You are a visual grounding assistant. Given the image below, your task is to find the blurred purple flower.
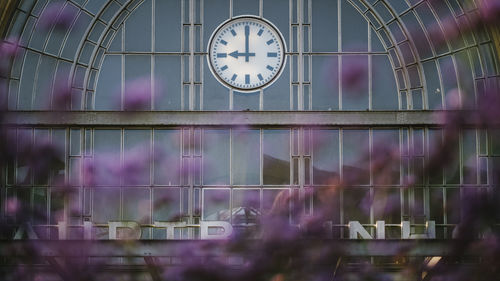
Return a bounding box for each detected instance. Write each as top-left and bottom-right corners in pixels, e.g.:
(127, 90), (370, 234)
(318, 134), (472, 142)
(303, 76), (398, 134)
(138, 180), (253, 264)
(122, 77), (154, 110)
(38, 2), (76, 31)
(342, 58), (368, 93)
(5, 197), (20, 215)
(0, 38), (20, 58)
(478, 0), (500, 26)
(51, 79), (72, 110)
(121, 145), (151, 185)
(83, 146), (151, 186)
(445, 88), (462, 110)
(477, 87), (500, 127)
(0, 38), (20, 75)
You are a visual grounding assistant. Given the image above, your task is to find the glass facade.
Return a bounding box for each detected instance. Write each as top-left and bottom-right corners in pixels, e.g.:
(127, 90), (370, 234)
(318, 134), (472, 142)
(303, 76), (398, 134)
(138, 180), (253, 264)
(2, 0), (500, 280)
(3, 126), (499, 239)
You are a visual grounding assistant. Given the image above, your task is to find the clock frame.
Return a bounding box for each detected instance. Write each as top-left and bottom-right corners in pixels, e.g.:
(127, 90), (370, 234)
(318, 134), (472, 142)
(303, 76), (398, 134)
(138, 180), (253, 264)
(207, 15), (287, 93)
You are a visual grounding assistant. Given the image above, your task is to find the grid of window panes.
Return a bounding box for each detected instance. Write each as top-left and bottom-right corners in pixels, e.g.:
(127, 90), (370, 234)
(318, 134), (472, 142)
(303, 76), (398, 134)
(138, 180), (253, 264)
(4, 0), (499, 111)
(2, 126), (498, 239)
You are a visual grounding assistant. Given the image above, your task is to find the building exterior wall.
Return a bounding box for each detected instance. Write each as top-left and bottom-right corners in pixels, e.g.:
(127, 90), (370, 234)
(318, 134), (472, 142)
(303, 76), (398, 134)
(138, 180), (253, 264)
(1, 1), (500, 280)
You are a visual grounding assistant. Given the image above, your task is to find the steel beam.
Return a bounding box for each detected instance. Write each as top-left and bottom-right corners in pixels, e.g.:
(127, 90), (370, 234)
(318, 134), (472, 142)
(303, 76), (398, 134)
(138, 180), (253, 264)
(1, 111), (493, 126)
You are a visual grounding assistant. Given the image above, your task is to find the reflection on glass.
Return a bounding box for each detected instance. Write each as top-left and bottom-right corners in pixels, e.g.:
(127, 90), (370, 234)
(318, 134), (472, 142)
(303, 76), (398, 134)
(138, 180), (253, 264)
(372, 129), (400, 185)
(263, 130), (290, 185)
(262, 189), (290, 215)
(343, 188), (370, 224)
(203, 189), (230, 221)
(232, 189), (260, 225)
(343, 130), (369, 185)
(312, 129), (340, 185)
(232, 129), (260, 185)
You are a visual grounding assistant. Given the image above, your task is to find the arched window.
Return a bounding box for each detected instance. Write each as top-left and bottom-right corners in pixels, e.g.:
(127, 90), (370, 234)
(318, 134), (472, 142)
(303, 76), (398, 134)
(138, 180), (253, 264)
(4, 0), (498, 111)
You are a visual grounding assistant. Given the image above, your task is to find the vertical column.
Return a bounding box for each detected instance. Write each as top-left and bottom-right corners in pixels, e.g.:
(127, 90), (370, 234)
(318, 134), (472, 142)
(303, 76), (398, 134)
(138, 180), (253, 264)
(181, 128), (192, 238)
(297, 0), (303, 110)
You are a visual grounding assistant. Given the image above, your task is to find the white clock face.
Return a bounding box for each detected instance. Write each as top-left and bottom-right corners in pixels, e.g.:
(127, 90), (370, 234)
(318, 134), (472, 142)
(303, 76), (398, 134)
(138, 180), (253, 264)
(207, 16), (286, 92)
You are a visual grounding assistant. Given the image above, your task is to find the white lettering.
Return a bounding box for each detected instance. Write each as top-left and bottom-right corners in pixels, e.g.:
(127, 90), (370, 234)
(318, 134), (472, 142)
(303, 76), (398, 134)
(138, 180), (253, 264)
(200, 221), (233, 239)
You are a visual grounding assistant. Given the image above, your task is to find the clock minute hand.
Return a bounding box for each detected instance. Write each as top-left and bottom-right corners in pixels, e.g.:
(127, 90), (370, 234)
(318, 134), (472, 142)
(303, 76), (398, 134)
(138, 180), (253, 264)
(229, 50), (255, 59)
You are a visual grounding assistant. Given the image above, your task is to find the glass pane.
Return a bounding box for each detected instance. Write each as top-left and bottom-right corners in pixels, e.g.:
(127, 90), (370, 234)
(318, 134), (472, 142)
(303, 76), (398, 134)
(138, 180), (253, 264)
(94, 129), (121, 186)
(154, 129), (181, 185)
(401, 12), (433, 60)
(203, 0), (230, 48)
(312, 56), (339, 110)
(155, 0), (181, 51)
(203, 189), (230, 221)
(124, 55), (151, 110)
(51, 129), (66, 185)
(234, 91), (259, 111)
(203, 130), (230, 185)
(446, 188), (461, 224)
(96, 55), (122, 110)
(312, 129), (340, 185)
(153, 188), (181, 221)
(428, 129), (444, 184)
(263, 58), (290, 110)
(33, 56), (56, 110)
(262, 189), (289, 215)
(263, 0), (289, 45)
(263, 129), (290, 185)
(372, 55), (398, 110)
(232, 129), (260, 185)
(342, 55), (369, 110)
(232, 189), (260, 225)
(61, 12), (93, 60)
(123, 187), (150, 223)
(233, 0), (259, 16)
(372, 129), (400, 185)
(343, 188), (370, 223)
(373, 188), (401, 238)
(93, 188), (120, 223)
(203, 60), (229, 110)
(341, 2), (368, 51)
(123, 130), (151, 186)
(18, 51), (39, 110)
(343, 130), (369, 185)
(312, 0), (338, 52)
(439, 56), (459, 109)
(462, 130), (477, 184)
(423, 61), (443, 109)
(124, 0), (152, 52)
(155, 56), (181, 110)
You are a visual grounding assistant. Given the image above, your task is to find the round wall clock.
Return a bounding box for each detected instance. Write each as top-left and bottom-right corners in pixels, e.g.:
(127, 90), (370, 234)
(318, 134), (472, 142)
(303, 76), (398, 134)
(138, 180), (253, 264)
(207, 16), (287, 92)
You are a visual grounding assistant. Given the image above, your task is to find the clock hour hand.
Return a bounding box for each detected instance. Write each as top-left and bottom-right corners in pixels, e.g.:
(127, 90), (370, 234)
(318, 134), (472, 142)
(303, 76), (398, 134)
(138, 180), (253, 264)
(229, 50), (255, 60)
(245, 25), (250, 62)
